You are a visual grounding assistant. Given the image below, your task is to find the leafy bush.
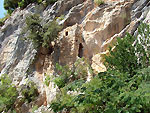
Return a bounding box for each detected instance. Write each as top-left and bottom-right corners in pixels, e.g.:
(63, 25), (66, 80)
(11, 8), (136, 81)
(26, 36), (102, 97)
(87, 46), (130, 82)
(44, 74), (51, 86)
(0, 75), (39, 112)
(0, 74), (18, 112)
(24, 14), (62, 49)
(53, 58), (91, 89)
(44, 58), (91, 88)
(50, 67), (150, 113)
(105, 26), (149, 75)
(24, 14), (43, 48)
(32, 105), (38, 112)
(94, 0), (104, 6)
(21, 81), (39, 103)
(105, 33), (139, 75)
(42, 20), (62, 48)
(49, 58), (92, 112)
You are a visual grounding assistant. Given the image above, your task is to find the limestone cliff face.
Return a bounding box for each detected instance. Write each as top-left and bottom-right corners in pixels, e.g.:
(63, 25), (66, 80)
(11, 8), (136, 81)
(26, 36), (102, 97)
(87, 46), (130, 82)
(0, 0), (150, 112)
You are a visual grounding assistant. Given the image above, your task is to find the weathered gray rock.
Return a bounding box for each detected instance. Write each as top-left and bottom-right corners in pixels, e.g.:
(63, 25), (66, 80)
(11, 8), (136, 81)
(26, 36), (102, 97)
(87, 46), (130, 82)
(59, 0), (94, 27)
(42, 0), (85, 24)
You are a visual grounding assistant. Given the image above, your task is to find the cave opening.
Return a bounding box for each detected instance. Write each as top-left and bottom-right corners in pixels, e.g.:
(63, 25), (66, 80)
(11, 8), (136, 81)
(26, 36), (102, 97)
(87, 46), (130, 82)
(78, 43), (83, 58)
(49, 46), (54, 55)
(65, 31), (68, 36)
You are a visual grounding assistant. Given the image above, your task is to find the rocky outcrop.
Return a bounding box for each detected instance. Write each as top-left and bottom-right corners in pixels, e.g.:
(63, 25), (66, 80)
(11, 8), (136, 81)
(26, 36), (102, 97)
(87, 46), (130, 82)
(0, 0), (150, 112)
(82, 0), (133, 57)
(91, 0), (150, 73)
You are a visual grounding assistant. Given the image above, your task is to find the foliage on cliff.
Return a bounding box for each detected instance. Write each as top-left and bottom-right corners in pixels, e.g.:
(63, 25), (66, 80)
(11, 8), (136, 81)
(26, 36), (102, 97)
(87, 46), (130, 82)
(21, 81), (39, 103)
(4, 0), (58, 14)
(0, 74), (18, 112)
(0, 74), (39, 112)
(23, 14), (62, 48)
(105, 23), (150, 75)
(45, 58), (92, 88)
(94, 0), (104, 5)
(49, 23), (150, 113)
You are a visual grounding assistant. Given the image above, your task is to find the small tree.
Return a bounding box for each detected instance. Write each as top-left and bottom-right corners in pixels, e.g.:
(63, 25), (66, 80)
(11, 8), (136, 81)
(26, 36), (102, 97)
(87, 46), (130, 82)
(25, 14), (43, 48)
(105, 33), (139, 75)
(0, 74), (18, 112)
(24, 14), (62, 49)
(21, 80), (39, 103)
(42, 20), (62, 48)
(105, 23), (150, 75)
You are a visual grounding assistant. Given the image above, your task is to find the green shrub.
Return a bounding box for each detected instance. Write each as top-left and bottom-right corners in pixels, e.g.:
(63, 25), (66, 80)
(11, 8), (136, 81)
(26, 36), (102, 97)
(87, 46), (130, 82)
(94, 0), (104, 6)
(42, 20), (62, 48)
(50, 58), (92, 112)
(24, 14), (43, 48)
(50, 67), (150, 113)
(105, 33), (139, 75)
(105, 24), (150, 75)
(53, 58), (92, 89)
(21, 81), (39, 103)
(24, 14), (62, 49)
(0, 74), (18, 112)
(44, 64), (71, 88)
(44, 74), (51, 86)
(52, 63), (71, 88)
(32, 105), (38, 112)
(44, 58), (91, 89)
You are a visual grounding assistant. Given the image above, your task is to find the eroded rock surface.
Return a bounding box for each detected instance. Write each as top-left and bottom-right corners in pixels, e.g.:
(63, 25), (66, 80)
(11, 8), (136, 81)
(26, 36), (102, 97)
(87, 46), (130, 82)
(0, 0), (150, 112)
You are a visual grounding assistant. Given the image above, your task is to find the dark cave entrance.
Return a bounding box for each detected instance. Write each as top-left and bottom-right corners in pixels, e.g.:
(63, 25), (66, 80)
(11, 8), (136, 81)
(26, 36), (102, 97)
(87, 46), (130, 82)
(78, 43), (83, 58)
(65, 31), (68, 36)
(49, 46), (54, 55)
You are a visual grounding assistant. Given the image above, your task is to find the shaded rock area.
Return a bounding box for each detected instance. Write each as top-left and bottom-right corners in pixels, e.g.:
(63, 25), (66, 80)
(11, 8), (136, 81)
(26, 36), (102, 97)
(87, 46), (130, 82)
(0, 0), (150, 112)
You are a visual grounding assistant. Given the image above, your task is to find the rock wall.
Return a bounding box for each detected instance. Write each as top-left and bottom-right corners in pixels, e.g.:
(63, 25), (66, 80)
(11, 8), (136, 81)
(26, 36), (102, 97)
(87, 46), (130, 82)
(0, 0), (150, 112)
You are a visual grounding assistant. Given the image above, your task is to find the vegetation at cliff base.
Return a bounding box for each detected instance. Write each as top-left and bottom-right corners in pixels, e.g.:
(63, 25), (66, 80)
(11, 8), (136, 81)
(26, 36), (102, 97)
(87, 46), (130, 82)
(21, 80), (39, 103)
(49, 23), (150, 113)
(0, 74), (39, 112)
(0, 74), (18, 112)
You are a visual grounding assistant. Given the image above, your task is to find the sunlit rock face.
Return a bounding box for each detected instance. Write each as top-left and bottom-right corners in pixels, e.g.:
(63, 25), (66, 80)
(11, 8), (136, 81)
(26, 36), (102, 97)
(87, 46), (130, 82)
(82, 0), (132, 57)
(0, 0), (150, 112)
